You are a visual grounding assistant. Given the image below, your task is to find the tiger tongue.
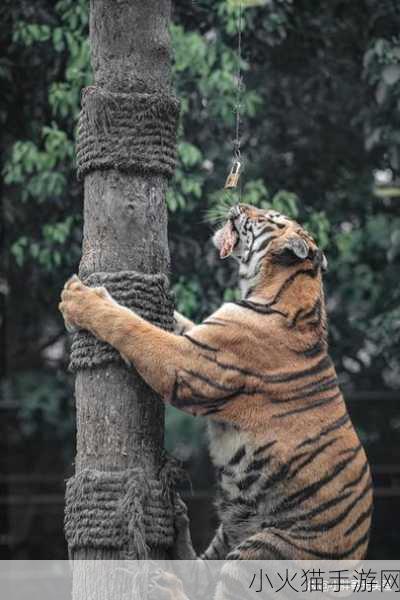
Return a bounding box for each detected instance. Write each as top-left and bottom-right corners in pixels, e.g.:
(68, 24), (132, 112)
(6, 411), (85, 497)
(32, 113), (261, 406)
(219, 221), (238, 259)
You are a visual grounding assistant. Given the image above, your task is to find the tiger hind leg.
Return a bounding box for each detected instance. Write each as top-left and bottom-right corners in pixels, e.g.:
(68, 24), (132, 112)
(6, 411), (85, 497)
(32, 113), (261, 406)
(213, 530), (305, 600)
(226, 530), (300, 560)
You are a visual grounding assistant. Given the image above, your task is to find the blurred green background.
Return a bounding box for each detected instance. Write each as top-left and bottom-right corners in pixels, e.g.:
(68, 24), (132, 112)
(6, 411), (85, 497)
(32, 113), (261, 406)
(1, 0), (400, 558)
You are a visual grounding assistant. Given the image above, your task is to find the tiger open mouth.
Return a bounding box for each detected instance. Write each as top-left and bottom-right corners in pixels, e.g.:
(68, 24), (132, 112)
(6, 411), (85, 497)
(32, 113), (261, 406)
(213, 217), (239, 259)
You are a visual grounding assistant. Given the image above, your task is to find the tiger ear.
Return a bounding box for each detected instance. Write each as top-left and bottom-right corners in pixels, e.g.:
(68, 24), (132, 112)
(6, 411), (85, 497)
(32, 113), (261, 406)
(321, 252), (328, 272)
(283, 236), (309, 260)
(312, 248), (328, 272)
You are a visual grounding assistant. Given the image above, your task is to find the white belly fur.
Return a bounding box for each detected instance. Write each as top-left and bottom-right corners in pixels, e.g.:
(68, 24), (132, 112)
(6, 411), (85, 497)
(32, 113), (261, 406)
(207, 421), (253, 470)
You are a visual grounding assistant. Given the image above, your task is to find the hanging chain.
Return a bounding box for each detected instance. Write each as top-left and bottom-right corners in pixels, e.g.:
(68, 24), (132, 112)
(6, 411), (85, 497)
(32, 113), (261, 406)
(224, 1), (244, 192)
(234, 1), (243, 163)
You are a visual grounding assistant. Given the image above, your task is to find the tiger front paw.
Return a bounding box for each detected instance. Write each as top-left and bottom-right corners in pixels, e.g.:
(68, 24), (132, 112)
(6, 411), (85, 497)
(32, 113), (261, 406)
(59, 274), (106, 333)
(149, 570), (190, 600)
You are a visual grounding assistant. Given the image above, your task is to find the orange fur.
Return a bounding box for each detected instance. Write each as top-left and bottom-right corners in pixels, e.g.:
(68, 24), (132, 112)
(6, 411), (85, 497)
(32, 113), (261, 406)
(59, 206), (372, 560)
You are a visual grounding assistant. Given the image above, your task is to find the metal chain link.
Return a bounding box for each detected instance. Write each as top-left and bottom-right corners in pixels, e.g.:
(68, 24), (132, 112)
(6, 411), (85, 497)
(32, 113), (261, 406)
(224, 1), (245, 194)
(234, 1), (243, 164)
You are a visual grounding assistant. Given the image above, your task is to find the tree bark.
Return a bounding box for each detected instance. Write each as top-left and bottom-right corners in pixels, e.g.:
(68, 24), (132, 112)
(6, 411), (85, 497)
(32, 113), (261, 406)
(69, 0), (174, 563)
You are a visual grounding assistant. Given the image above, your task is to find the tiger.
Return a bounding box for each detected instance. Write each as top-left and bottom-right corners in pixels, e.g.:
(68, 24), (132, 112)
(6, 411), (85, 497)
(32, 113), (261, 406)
(59, 203), (373, 564)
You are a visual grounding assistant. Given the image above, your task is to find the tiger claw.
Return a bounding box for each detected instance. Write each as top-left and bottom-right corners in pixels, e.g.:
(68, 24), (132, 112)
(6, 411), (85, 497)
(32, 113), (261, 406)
(59, 301), (79, 333)
(59, 275), (88, 332)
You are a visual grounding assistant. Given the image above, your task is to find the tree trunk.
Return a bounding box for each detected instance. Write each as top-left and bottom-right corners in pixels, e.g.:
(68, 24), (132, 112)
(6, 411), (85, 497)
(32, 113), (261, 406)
(65, 0), (177, 567)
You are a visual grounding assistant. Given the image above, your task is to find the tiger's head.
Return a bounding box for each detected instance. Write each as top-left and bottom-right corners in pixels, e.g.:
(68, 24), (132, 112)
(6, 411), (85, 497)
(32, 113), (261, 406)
(213, 203), (327, 274)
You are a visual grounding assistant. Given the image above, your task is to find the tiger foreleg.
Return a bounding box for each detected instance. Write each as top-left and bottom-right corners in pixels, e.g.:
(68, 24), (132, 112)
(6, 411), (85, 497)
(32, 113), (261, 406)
(59, 276), (187, 398)
(172, 498), (230, 561)
(59, 276), (244, 419)
(171, 495), (197, 559)
(200, 524), (230, 560)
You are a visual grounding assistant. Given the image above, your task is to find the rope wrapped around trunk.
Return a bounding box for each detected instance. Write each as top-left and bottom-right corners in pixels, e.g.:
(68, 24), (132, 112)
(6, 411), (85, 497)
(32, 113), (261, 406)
(64, 458), (181, 558)
(69, 271), (175, 371)
(76, 86), (180, 179)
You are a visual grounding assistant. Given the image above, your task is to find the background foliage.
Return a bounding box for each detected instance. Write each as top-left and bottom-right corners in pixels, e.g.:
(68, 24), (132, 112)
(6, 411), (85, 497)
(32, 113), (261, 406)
(2, 0), (400, 557)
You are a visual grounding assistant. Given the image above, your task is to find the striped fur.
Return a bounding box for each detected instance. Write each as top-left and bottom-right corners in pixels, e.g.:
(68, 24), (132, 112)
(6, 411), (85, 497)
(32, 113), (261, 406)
(175, 205), (372, 560)
(60, 204), (373, 562)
